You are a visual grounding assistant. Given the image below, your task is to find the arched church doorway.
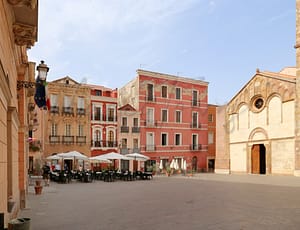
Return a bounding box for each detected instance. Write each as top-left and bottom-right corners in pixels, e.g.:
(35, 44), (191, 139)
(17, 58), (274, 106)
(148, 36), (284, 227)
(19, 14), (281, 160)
(251, 144), (266, 174)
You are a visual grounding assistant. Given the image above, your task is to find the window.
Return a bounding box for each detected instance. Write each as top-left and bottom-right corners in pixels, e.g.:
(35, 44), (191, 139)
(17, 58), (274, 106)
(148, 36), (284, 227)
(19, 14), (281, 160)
(122, 117), (128, 126)
(78, 124), (84, 136)
(175, 110), (181, 123)
(192, 90), (198, 106)
(146, 132), (155, 151)
(161, 109), (168, 122)
(93, 105), (101, 121)
(192, 134), (198, 150)
(133, 138), (139, 148)
(147, 84), (154, 101)
(175, 134), (181, 146)
(64, 96), (72, 108)
(161, 86), (167, 98)
(50, 94), (58, 107)
(121, 138), (127, 148)
(161, 133), (168, 146)
(107, 107), (115, 121)
(51, 123), (57, 136)
(192, 112), (198, 128)
(208, 114), (213, 122)
(77, 97), (84, 109)
(208, 132), (214, 144)
(175, 87), (181, 99)
(146, 108), (154, 125)
(65, 124), (71, 136)
(133, 118), (139, 127)
(95, 90), (102, 96)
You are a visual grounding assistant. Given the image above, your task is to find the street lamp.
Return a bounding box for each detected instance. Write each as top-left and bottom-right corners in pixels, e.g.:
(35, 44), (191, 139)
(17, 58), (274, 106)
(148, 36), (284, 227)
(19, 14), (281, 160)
(36, 60), (49, 81)
(34, 60), (50, 109)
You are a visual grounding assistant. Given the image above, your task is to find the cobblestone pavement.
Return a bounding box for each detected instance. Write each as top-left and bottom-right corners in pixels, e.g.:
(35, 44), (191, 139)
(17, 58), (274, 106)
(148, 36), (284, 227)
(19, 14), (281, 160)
(20, 174), (300, 230)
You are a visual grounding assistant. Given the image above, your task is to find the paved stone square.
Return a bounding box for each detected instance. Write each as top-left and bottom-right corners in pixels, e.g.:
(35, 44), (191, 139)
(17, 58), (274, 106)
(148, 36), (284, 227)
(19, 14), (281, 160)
(20, 174), (300, 230)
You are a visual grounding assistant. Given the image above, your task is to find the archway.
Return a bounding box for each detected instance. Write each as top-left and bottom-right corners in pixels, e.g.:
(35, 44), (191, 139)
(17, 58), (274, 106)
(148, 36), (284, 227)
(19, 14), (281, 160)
(251, 144), (266, 174)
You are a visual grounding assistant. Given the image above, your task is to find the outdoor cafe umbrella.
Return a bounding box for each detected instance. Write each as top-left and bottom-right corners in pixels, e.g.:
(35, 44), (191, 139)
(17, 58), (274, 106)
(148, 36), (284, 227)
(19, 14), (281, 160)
(159, 160), (163, 170)
(125, 153), (149, 171)
(57, 151), (88, 170)
(46, 154), (61, 160)
(125, 153), (149, 161)
(89, 155), (112, 164)
(101, 152), (130, 160)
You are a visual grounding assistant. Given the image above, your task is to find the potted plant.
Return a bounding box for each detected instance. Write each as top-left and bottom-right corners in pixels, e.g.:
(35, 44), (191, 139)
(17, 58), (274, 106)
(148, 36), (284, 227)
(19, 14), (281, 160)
(34, 159), (43, 195)
(166, 165), (171, 177)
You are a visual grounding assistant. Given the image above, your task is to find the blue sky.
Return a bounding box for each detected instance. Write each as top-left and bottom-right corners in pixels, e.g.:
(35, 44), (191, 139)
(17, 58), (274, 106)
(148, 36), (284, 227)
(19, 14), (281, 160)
(28, 0), (295, 104)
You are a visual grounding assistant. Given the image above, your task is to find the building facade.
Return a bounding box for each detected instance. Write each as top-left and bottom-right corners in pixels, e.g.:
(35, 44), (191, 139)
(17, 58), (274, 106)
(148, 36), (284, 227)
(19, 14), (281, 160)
(43, 77), (91, 170)
(89, 85), (118, 157)
(216, 68), (297, 175)
(118, 69), (209, 172)
(207, 104), (217, 172)
(117, 104), (141, 170)
(0, 0), (38, 227)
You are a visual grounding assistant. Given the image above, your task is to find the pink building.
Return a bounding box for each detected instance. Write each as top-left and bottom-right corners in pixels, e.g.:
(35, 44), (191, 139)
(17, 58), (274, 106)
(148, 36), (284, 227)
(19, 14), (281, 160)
(89, 85), (118, 157)
(118, 69), (209, 172)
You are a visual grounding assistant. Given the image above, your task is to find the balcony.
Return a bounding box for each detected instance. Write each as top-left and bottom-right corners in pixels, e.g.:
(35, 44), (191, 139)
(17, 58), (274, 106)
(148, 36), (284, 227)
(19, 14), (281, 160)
(91, 140), (118, 148)
(62, 136), (74, 144)
(190, 144), (202, 151)
(191, 123), (201, 129)
(62, 107), (74, 116)
(121, 126), (129, 133)
(91, 140), (103, 147)
(191, 100), (200, 107)
(145, 95), (155, 102)
(76, 136), (86, 144)
(132, 126), (140, 133)
(49, 135), (60, 144)
(146, 145), (156, 151)
(77, 108), (86, 116)
(144, 120), (157, 127)
(120, 148), (129, 154)
(50, 106), (59, 114)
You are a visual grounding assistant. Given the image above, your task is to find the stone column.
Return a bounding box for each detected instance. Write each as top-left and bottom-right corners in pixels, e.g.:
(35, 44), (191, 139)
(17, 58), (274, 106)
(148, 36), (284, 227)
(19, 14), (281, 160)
(295, 0), (300, 176)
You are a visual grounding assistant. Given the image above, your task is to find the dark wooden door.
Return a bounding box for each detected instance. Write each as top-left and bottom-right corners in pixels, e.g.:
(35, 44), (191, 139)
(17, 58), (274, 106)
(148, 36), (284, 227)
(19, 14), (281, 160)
(251, 145), (260, 174)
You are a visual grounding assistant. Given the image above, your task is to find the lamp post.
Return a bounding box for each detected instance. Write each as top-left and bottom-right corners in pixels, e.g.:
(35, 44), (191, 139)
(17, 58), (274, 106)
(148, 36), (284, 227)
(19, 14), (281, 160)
(34, 60), (49, 109)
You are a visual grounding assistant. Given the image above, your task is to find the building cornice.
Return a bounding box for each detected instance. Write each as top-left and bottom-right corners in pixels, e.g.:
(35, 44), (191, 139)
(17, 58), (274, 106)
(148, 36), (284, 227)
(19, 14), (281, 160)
(13, 22), (36, 47)
(7, 0), (37, 9)
(137, 69), (209, 86)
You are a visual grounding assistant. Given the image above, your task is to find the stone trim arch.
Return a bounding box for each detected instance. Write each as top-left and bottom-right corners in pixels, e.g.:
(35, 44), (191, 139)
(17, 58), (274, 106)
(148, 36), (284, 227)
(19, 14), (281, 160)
(248, 127), (268, 142)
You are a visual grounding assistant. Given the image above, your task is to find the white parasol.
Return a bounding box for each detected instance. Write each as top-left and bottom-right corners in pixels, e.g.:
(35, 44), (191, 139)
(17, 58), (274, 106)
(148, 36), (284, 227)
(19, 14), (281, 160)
(170, 159), (175, 169)
(46, 154), (61, 160)
(125, 153), (149, 161)
(101, 152), (130, 160)
(159, 160), (163, 170)
(89, 155), (112, 163)
(57, 151), (88, 160)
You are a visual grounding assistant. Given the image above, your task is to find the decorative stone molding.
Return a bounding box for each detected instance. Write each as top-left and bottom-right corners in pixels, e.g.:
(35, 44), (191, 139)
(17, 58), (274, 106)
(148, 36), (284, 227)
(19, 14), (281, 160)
(13, 23), (36, 47)
(7, 0), (37, 9)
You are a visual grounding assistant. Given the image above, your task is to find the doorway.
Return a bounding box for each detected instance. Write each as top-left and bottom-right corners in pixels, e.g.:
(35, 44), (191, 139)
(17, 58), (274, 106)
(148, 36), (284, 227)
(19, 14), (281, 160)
(251, 144), (266, 174)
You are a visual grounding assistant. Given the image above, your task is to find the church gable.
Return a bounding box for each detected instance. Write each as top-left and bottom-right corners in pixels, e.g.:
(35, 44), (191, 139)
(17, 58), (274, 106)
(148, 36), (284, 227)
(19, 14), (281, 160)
(118, 104), (136, 111)
(227, 71), (295, 114)
(51, 76), (79, 85)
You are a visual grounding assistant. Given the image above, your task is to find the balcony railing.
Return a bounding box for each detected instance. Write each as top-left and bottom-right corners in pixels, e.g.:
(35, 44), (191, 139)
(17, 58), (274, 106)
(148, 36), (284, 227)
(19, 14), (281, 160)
(76, 136), (86, 144)
(146, 145), (156, 151)
(62, 107), (74, 115)
(50, 106), (59, 114)
(91, 140), (118, 148)
(120, 148), (129, 154)
(121, 126), (129, 133)
(49, 135), (60, 144)
(77, 108), (86, 116)
(190, 144), (202, 151)
(62, 136), (74, 144)
(192, 100), (200, 107)
(132, 127), (140, 133)
(191, 123), (201, 129)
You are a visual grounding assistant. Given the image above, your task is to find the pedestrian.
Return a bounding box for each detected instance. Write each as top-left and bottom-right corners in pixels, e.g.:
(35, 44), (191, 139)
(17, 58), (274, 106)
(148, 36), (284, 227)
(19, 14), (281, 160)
(42, 162), (50, 186)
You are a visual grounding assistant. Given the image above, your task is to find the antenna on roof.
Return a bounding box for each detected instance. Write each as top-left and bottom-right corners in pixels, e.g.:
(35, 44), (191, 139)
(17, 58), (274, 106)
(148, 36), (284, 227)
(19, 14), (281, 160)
(80, 77), (87, 84)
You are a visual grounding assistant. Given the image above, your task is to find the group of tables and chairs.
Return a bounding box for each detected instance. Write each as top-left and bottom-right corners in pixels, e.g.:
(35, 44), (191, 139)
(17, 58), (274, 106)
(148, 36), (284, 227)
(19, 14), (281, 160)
(49, 169), (153, 183)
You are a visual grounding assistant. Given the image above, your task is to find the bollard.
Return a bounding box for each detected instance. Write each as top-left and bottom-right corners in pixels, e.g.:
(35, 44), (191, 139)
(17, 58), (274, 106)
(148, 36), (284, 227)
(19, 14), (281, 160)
(7, 218), (30, 230)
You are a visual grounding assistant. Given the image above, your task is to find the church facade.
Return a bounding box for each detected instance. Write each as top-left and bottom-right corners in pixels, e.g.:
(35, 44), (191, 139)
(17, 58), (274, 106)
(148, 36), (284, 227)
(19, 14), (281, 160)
(215, 68), (297, 175)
